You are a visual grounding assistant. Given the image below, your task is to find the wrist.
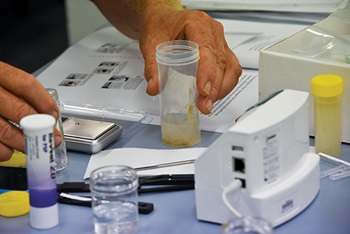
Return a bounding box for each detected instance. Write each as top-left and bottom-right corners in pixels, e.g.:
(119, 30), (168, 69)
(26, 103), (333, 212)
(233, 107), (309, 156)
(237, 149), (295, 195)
(138, 0), (184, 33)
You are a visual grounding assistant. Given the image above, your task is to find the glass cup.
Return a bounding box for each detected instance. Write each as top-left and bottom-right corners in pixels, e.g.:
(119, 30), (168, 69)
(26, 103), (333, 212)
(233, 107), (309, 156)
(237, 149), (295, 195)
(90, 165), (139, 234)
(156, 40), (201, 147)
(222, 216), (274, 234)
(46, 88), (68, 173)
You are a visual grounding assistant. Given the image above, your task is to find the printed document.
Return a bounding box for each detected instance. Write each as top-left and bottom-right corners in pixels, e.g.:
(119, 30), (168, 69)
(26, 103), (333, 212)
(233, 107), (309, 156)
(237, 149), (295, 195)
(37, 18), (307, 133)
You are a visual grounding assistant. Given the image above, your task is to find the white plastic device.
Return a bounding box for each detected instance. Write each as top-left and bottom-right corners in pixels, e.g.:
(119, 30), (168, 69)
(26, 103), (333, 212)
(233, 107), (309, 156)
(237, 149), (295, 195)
(195, 89), (320, 227)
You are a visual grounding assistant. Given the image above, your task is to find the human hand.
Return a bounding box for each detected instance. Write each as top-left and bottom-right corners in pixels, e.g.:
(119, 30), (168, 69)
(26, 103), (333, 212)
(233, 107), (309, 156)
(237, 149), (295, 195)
(139, 10), (242, 114)
(0, 62), (62, 161)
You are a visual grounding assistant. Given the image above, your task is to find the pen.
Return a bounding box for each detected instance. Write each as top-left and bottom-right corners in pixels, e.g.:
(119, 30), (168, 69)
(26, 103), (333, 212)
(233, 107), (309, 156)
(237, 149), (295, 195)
(57, 193), (154, 214)
(57, 174), (195, 194)
(318, 152), (350, 167)
(138, 174), (194, 194)
(135, 159), (195, 171)
(139, 174), (194, 185)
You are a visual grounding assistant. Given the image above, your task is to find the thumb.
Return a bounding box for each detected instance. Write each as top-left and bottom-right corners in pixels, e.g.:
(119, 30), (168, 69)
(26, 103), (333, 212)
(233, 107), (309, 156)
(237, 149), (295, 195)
(140, 41), (160, 96)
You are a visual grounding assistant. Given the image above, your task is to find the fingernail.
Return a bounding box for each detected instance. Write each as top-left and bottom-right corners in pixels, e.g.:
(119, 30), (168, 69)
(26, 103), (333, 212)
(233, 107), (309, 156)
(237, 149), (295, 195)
(55, 134), (62, 148)
(204, 81), (211, 96)
(147, 77), (153, 88)
(206, 99), (213, 113)
(51, 110), (59, 120)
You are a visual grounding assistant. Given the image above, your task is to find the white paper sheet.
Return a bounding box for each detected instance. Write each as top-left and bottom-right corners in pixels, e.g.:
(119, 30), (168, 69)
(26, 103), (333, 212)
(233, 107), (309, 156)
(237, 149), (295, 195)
(83, 147), (207, 179)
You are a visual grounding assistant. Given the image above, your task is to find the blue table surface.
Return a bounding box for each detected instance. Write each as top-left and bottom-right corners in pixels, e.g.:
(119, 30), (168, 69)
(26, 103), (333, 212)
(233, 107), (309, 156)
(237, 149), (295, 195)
(1, 123), (350, 234)
(2, 11), (346, 233)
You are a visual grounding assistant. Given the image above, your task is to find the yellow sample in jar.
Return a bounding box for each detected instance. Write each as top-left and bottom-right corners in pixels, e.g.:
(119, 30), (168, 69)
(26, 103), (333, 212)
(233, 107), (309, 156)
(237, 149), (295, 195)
(314, 96), (341, 155)
(161, 112), (201, 147)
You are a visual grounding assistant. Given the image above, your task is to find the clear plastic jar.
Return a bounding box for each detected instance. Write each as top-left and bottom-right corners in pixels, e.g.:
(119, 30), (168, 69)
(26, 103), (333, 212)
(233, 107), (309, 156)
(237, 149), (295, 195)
(90, 165), (139, 234)
(222, 216), (274, 234)
(156, 40), (201, 147)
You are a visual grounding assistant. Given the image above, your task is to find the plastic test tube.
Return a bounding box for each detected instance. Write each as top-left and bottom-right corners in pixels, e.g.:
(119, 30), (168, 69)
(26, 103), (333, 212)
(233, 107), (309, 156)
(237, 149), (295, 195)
(311, 74), (343, 156)
(20, 114), (59, 229)
(46, 88), (68, 173)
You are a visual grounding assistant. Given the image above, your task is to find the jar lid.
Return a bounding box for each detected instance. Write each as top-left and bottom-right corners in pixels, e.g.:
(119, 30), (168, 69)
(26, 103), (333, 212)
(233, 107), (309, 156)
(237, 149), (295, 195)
(0, 191), (30, 217)
(156, 40), (199, 66)
(311, 74), (343, 97)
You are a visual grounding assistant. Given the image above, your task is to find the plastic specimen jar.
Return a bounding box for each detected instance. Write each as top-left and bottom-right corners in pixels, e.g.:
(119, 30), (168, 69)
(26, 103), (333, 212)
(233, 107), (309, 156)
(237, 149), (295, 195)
(156, 40), (201, 147)
(222, 216), (274, 234)
(311, 74), (343, 156)
(90, 165), (139, 234)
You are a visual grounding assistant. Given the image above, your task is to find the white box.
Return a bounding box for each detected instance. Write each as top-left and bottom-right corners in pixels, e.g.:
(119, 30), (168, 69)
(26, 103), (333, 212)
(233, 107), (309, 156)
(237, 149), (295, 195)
(259, 6), (350, 143)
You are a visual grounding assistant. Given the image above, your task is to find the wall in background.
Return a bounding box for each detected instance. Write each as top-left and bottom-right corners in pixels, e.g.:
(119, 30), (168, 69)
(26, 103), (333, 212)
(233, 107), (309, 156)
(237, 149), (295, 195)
(65, 0), (108, 45)
(0, 0), (69, 73)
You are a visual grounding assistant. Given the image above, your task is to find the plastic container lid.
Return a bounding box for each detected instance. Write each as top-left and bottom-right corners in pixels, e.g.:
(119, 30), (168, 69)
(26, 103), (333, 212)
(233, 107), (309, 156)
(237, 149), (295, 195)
(0, 150), (26, 167)
(311, 74), (344, 97)
(20, 114), (56, 132)
(0, 191), (30, 217)
(156, 40), (199, 66)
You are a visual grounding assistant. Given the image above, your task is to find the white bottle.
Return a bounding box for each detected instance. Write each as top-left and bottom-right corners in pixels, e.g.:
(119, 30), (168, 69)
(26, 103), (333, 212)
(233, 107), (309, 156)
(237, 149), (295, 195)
(20, 114), (59, 229)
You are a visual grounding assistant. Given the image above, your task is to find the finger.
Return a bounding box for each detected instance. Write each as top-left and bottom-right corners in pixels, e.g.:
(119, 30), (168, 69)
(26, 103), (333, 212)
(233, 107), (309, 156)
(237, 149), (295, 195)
(192, 20), (227, 113)
(0, 142), (14, 162)
(0, 106), (62, 151)
(139, 36), (163, 96)
(0, 116), (25, 154)
(0, 75), (63, 148)
(0, 86), (37, 124)
(197, 44), (241, 114)
(145, 64), (160, 96)
(0, 118), (62, 161)
(197, 94), (211, 115)
(197, 45), (241, 114)
(216, 45), (242, 100)
(0, 62), (59, 119)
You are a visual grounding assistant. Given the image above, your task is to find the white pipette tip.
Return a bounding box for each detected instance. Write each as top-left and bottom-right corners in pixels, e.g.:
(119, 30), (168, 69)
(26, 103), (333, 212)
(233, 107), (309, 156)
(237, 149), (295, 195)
(318, 152), (350, 167)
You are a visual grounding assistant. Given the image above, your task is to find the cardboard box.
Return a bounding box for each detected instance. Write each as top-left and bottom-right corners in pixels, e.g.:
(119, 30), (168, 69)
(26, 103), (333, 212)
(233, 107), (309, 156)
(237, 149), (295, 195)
(259, 6), (350, 143)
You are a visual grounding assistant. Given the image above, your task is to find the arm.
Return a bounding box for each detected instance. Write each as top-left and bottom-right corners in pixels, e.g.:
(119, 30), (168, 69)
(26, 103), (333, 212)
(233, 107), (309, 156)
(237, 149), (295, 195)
(92, 0), (242, 114)
(91, 0), (183, 40)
